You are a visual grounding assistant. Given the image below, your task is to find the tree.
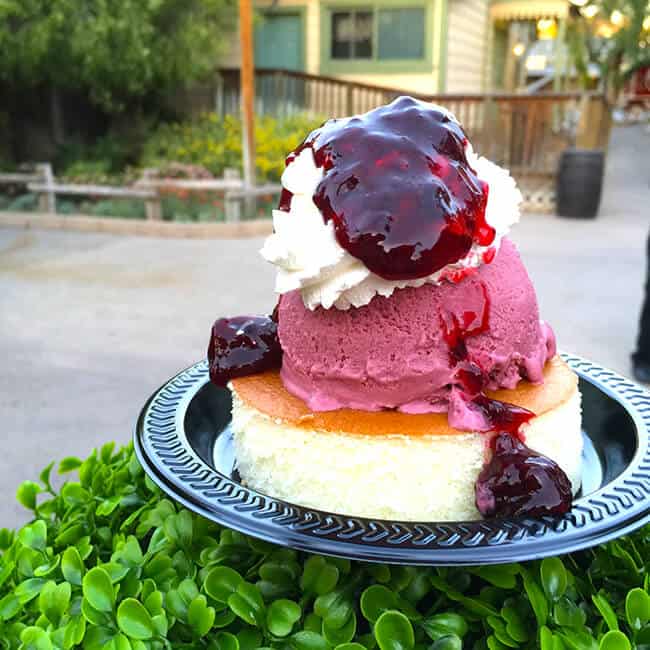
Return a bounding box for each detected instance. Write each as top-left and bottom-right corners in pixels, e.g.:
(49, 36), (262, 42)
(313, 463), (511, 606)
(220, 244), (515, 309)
(0, 0), (237, 113)
(566, 0), (650, 98)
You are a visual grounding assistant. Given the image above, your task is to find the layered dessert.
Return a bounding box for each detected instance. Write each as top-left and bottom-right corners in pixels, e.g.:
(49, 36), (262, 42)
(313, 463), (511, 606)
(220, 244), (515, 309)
(208, 96), (582, 521)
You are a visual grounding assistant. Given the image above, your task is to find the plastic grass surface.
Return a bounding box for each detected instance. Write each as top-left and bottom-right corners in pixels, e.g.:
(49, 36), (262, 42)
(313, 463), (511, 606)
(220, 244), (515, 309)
(0, 443), (648, 649)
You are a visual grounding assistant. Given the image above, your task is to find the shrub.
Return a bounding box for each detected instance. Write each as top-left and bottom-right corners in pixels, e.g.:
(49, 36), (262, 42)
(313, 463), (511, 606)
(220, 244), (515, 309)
(6, 193), (38, 212)
(141, 113), (324, 182)
(88, 199), (147, 220)
(0, 443), (648, 649)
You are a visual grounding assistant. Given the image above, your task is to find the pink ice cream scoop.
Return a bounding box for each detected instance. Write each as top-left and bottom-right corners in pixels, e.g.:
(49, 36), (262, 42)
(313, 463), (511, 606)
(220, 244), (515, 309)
(277, 238), (556, 431)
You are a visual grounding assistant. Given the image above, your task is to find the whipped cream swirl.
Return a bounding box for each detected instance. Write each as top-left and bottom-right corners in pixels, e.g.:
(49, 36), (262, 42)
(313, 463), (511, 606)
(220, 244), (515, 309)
(261, 127), (522, 311)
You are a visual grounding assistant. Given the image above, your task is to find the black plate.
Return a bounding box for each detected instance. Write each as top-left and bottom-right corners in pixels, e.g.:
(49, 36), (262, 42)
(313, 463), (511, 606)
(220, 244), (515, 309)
(134, 354), (650, 565)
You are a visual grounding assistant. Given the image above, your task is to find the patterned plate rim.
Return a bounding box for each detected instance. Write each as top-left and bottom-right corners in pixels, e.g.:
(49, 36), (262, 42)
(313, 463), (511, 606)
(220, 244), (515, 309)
(134, 353), (650, 565)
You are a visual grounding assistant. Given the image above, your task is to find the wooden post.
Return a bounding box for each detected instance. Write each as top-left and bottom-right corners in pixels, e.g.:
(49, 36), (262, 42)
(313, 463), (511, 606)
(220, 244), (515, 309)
(36, 163), (56, 214)
(224, 168), (242, 222)
(145, 195), (162, 221)
(240, 0), (257, 217)
(139, 169), (162, 220)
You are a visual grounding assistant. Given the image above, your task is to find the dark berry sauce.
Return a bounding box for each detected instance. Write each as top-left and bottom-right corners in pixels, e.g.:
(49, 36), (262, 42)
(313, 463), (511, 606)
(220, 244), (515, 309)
(282, 96), (493, 280)
(441, 282), (491, 363)
(207, 315), (282, 387)
(475, 433), (573, 518)
(471, 395), (535, 438)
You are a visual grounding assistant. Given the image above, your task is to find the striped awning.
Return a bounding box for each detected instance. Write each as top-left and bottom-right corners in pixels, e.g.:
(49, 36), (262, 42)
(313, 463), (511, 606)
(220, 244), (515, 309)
(490, 0), (568, 21)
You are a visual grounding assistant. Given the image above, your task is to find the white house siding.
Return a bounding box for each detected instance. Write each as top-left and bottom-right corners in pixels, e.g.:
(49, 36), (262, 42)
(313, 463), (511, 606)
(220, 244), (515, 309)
(445, 0), (489, 92)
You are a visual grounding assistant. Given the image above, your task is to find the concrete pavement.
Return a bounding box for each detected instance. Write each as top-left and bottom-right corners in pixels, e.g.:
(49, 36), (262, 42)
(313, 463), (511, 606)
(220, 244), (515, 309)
(1, 125), (649, 528)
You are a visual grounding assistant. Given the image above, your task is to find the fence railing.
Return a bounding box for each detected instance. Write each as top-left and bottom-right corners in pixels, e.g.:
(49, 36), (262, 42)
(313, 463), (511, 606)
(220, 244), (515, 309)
(214, 68), (609, 178)
(0, 164), (280, 221)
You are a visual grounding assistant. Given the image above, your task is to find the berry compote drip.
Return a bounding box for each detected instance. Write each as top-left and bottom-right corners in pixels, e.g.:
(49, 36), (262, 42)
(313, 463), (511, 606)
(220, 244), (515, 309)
(441, 282), (491, 364)
(207, 314), (282, 387)
(281, 96), (493, 280)
(433, 280), (572, 519)
(475, 433), (573, 518)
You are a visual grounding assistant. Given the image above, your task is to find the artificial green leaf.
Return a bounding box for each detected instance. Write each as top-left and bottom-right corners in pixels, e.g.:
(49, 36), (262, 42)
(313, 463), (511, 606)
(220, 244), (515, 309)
(205, 566), (243, 603)
(472, 565), (519, 590)
(83, 625), (114, 650)
(361, 586), (398, 624)
(38, 580), (71, 625)
(422, 613), (468, 641)
(0, 593), (20, 621)
(213, 606), (237, 628)
(227, 582), (264, 627)
(108, 634), (132, 650)
(18, 520), (47, 551)
(540, 626), (562, 650)
(163, 511), (193, 548)
(501, 604), (529, 643)
(554, 596), (587, 629)
(20, 626), (53, 650)
(259, 560), (300, 587)
(152, 612), (169, 637)
(58, 457), (82, 473)
(214, 631), (240, 650)
(117, 598), (155, 640)
(324, 610), (357, 645)
(558, 628), (599, 650)
(63, 615), (86, 648)
(541, 558), (568, 602)
(593, 593), (619, 631)
(523, 573), (549, 627)
(374, 611), (415, 650)
(61, 482), (90, 507)
(14, 578), (47, 604)
(83, 567), (115, 612)
(487, 615), (519, 648)
(16, 481), (41, 511)
(237, 628), (262, 650)
(188, 594), (216, 637)
(33, 555), (61, 578)
(599, 630), (631, 650)
(0, 528), (14, 550)
(144, 590), (163, 616)
(267, 599), (302, 637)
(82, 596), (112, 626)
(291, 631), (330, 650)
(39, 462), (55, 491)
(61, 546), (84, 586)
(625, 588), (650, 630)
(301, 556), (339, 595)
(315, 589), (353, 629)
(430, 635), (462, 650)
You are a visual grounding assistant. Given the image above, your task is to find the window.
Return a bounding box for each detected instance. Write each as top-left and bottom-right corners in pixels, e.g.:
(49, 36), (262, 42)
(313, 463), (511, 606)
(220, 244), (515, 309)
(377, 8), (425, 60)
(329, 6), (426, 62)
(331, 11), (373, 59)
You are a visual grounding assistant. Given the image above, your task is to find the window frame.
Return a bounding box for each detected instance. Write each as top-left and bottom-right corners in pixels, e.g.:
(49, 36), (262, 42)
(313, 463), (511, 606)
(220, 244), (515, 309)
(320, 0), (434, 74)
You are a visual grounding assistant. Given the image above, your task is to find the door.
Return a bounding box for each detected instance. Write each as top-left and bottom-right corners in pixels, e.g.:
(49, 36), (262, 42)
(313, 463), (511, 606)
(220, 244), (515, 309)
(254, 13), (304, 71)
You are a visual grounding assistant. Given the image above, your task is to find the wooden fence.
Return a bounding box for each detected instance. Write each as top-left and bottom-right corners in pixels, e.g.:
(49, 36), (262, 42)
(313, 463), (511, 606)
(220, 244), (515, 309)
(0, 164), (280, 221)
(214, 68), (609, 178)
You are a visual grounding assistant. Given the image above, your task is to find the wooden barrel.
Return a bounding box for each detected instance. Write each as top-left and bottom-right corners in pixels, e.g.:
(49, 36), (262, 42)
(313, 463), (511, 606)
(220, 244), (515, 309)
(556, 149), (605, 219)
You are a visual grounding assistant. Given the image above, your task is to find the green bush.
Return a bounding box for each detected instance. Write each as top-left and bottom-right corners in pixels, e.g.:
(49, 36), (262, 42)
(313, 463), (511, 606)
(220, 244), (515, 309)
(1, 444), (648, 649)
(141, 113), (324, 182)
(87, 199), (146, 220)
(6, 193), (38, 212)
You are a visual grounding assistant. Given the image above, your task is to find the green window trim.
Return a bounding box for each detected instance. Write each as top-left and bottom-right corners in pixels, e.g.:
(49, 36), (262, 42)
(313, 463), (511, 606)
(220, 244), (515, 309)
(320, 0), (435, 75)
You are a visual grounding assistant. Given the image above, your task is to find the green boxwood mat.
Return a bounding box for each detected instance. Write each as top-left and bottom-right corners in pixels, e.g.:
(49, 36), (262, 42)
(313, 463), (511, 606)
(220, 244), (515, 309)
(0, 443), (648, 649)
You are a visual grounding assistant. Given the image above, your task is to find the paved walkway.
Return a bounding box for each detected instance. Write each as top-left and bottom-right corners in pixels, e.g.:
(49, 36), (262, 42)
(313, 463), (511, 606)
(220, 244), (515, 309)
(1, 125), (649, 528)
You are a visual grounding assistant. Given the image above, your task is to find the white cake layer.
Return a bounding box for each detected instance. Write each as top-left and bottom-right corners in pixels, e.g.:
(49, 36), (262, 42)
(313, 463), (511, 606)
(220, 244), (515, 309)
(230, 387), (582, 521)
